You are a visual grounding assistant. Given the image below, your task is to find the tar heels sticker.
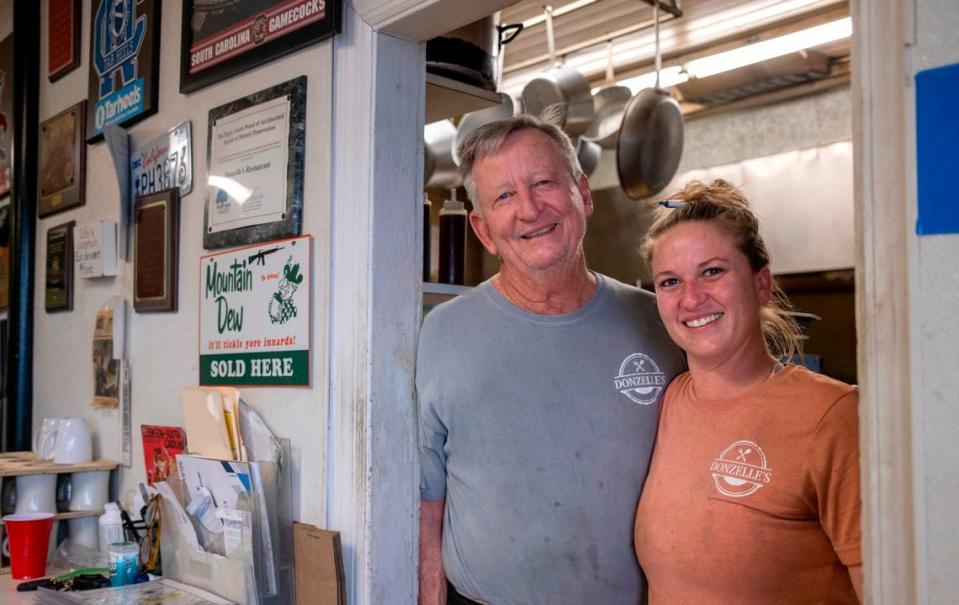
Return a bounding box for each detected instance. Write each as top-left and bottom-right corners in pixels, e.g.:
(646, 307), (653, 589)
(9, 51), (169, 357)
(614, 353), (666, 405)
(87, 0), (159, 140)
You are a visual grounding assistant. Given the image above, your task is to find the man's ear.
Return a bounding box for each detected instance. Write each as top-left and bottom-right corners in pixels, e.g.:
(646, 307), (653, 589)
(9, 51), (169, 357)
(578, 174), (594, 219)
(469, 212), (498, 256)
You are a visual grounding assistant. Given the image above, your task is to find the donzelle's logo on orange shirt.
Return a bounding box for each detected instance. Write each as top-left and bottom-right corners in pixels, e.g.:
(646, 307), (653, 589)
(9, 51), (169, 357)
(710, 440), (773, 498)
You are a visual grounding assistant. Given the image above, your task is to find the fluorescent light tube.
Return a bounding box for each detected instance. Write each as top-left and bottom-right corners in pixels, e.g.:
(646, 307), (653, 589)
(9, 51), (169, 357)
(684, 17), (852, 79)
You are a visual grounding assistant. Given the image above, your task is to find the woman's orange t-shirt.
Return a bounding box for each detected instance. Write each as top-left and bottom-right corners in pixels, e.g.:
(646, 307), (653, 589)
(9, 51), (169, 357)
(635, 366), (861, 604)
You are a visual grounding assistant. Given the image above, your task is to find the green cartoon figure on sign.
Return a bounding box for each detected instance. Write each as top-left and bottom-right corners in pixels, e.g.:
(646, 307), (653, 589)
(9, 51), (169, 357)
(269, 256), (303, 324)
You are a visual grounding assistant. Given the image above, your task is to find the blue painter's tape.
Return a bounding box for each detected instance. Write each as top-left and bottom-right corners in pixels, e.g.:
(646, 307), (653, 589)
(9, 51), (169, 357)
(915, 63), (959, 235)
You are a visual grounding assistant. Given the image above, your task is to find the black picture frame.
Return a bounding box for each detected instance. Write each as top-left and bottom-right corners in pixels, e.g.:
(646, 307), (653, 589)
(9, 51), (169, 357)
(86, 0), (161, 142)
(203, 76), (306, 249)
(38, 101), (86, 218)
(45, 221), (75, 312)
(180, 0), (340, 94)
(134, 188), (180, 312)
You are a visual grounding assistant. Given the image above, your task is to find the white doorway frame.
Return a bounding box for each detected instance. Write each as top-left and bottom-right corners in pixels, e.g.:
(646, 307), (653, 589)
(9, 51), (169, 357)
(852, 0), (921, 602)
(329, 0), (926, 601)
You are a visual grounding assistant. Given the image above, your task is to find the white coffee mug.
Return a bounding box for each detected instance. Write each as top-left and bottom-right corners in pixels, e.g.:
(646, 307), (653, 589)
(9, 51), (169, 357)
(68, 470), (109, 511)
(53, 418), (92, 465)
(14, 474), (57, 513)
(32, 418), (61, 460)
(67, 516), (99, 551)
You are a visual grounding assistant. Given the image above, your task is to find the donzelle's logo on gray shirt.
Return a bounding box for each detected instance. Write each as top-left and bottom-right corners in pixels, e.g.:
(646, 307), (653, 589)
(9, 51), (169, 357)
(614, 353), (667, 405)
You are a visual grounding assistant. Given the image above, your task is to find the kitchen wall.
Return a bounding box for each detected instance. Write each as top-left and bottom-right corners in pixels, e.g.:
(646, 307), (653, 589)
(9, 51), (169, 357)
(585, 83), (853, 286)
(911, 0), (959, 599)
(32, 1), (333, 524)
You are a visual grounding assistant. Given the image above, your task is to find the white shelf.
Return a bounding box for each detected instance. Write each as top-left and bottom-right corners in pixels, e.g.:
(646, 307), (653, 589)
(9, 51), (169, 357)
(422, 282), (471, 309)
(425, 73), (501, 123)
(423, 282), (471, 296)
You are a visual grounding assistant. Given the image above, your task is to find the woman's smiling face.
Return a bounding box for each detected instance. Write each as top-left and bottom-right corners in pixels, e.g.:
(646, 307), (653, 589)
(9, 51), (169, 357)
(650, 220), (772, 369)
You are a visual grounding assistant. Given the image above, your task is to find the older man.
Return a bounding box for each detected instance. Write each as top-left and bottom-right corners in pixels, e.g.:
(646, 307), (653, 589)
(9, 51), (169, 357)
(417, 114), (684, 605)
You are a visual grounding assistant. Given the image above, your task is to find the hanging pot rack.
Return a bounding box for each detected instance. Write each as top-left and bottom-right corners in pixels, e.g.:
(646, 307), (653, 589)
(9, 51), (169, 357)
(502, 0), (683, 76)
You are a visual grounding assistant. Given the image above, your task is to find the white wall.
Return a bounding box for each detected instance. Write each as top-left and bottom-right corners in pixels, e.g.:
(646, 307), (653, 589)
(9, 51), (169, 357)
(910, 0), (959, 601)
(35, 1), (332, 524)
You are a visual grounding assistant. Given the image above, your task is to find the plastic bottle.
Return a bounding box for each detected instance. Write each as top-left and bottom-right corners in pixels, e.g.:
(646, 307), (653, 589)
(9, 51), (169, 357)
(98, 502), (125, 552)
(438, 197), (467, 285)
(423, 195), (432, 281)
(108, 541), (139, 586)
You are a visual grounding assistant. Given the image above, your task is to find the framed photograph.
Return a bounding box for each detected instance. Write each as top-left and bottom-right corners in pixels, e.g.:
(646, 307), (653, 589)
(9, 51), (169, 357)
(180, 0), (341, 93)
(45, 221), (75, 312)
(204, 76), (306, 249)
(87, 0), (160, 141)
(39, 101), (86, 218)
(48, 0), (81, 81)
(134, 188), (180, 312)
(0, 35), (13, 198)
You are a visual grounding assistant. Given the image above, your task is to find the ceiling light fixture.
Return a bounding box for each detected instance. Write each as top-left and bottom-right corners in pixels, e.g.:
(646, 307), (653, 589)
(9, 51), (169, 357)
(611, 16), (851, 95)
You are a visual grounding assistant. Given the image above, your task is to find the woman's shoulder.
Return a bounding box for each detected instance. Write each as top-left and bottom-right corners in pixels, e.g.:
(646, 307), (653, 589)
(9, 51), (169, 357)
(779, 365), (857, 400)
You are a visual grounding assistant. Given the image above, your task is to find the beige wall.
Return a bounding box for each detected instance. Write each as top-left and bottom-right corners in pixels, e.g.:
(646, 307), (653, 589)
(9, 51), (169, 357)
(34, 0), (333, 524)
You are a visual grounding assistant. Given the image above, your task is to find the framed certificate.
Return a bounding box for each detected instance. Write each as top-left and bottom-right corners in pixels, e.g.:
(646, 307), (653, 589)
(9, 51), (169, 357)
(204, 76), (306, 249)
(39, 101), (86, 217)
(134, 189), (180, 312)
(180, 0), (341, 93)
(45, 221), (75, 312)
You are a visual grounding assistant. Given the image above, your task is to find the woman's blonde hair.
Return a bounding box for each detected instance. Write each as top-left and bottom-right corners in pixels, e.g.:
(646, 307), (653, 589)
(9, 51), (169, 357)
(640, 179), (803, 360)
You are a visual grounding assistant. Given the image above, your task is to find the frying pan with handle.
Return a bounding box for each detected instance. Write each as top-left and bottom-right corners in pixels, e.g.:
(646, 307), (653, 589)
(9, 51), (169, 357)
(617, 1), (684, 199)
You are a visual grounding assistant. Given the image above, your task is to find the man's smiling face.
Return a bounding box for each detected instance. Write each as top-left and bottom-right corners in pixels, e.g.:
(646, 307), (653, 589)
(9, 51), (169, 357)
(469, 128), (593, 277)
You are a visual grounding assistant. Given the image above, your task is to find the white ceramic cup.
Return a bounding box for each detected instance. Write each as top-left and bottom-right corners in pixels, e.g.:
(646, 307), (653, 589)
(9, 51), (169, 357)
(68, 470), (109, 511)
(52, 418), (92, 465)
(14, 474), (57, 514)
(32, 418), (61, 460)
(67, 516), (99, 551)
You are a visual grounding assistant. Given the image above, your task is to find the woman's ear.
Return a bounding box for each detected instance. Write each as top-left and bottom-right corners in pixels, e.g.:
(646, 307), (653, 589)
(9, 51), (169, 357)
(756, 266), (772, 306)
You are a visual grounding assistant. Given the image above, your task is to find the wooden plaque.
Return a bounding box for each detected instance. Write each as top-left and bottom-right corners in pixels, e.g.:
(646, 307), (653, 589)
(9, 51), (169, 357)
(48, 0), (81, 81)
(134, 189), (179, 312)
(38, 101), (86, 217)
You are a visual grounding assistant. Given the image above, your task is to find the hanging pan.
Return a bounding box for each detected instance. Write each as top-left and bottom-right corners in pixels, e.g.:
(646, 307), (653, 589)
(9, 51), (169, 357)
(617, 1), (684, 199)
(521, 6), (594, 137)
(583, 41), (632, 149)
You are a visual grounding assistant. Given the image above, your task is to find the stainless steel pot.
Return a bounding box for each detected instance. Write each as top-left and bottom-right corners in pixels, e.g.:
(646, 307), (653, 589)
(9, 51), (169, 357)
(583, 85), (632, 149)
(424, 120), (462, 191)
(576, 138), (602, 177)
(521, 7), (594, 137)
(453, 94), (517, 166)
(427, 17), (523, 91)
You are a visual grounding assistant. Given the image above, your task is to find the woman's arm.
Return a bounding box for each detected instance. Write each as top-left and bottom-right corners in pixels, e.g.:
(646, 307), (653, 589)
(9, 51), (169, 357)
(847, 564), (863, 603)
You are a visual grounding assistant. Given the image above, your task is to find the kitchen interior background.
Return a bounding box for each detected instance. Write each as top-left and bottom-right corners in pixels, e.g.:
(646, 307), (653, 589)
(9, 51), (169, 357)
(425, 0), (856, 384)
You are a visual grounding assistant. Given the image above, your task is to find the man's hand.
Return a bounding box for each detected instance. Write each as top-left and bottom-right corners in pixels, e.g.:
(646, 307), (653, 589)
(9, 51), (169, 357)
(419, 498), (447, 605)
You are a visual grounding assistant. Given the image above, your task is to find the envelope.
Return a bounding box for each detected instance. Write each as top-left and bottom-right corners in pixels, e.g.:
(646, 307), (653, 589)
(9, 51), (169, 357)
(182, 387), (234, 460)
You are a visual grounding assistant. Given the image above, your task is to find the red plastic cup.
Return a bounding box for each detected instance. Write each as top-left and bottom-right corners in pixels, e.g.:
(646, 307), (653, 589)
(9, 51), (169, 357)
(3, 512), (55, 579)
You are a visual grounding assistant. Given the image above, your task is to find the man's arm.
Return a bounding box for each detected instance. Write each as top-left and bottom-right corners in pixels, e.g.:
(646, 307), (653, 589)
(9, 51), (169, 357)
(419, 498), (447, 605)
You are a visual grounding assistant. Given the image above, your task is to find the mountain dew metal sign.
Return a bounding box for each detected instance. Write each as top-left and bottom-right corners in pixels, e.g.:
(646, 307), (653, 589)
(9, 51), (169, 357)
(199, 235), (311, 386)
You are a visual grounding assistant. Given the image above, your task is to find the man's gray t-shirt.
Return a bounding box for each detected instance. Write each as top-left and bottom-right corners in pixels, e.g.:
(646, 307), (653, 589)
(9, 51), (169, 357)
(418, 274), (685, 605)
